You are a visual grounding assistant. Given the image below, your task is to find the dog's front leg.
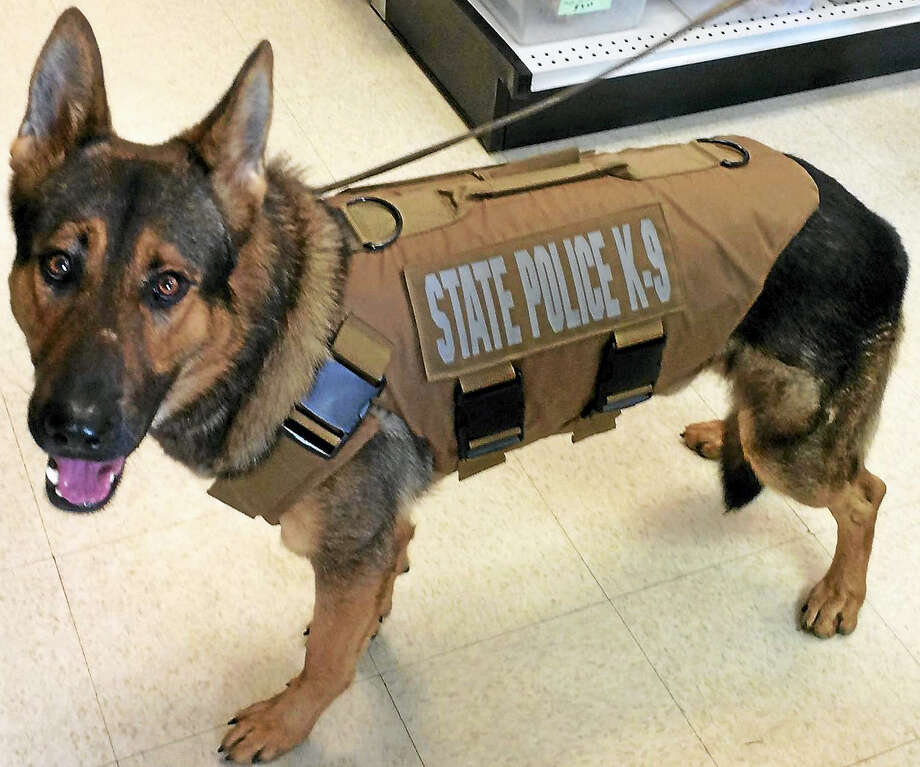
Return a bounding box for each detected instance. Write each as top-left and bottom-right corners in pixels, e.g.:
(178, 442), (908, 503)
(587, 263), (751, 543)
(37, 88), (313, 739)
(220, 416), (429, 763)
(219, 565), (387, 763)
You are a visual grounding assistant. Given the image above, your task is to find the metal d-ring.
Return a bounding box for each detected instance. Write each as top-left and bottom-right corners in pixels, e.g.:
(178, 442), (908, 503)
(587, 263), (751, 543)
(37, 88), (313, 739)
(696, 138), (750, 168)
(345, 196), (403, 251)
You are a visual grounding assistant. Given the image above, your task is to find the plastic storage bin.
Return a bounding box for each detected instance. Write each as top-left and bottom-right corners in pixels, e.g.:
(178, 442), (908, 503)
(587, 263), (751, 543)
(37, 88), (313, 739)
(479, 0), (649, 44)
(669, 0), (814, 25)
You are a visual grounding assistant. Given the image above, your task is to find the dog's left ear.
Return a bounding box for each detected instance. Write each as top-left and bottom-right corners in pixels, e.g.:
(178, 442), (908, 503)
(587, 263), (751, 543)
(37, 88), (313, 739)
(182, 41), (273, 229)
(11, 8), (111, 192)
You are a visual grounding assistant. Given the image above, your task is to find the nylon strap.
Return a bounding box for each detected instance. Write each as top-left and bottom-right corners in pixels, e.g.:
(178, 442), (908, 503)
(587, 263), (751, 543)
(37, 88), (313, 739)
(333, 315), (393, 383)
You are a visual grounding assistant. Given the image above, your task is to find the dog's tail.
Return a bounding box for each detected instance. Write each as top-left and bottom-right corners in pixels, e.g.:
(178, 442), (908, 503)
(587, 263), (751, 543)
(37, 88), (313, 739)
(720, 411), (762, 509)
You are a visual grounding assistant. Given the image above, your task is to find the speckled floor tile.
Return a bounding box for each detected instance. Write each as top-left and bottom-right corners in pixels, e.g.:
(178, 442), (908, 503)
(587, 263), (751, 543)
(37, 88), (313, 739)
(0, 393), (50, 570)
(384, 602), (713, 767)
(0, 559), (114, 767)
(369, 457), (605, 672)
(118, 677), (421, 767)
(19, 1), (332, 180)
(809, 514), (920, 665)
(43, 0), (248, 142)
(803, 70), (920, 190)
(55, 510), (375, 759)
(616, 537), (920, 767)
(517, 386), (806, 597)
(852, 739), (920, 767)
(216, 0), (491, 183)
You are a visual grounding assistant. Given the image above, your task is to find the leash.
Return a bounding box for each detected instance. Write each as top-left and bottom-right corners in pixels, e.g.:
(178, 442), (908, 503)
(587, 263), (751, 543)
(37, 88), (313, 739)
(313, 0), (748, 197)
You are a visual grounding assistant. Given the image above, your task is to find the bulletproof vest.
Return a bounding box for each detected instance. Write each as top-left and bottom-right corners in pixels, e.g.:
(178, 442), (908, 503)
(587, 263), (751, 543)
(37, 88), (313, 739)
(209, 136), (819, 524)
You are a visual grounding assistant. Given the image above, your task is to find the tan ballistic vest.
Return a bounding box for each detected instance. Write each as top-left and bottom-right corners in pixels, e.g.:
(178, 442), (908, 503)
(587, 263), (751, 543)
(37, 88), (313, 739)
(209, 136), (819, 524)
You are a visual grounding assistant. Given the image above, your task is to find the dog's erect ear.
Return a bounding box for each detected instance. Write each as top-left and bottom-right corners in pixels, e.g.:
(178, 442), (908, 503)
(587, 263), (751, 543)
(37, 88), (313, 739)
(182, 41), (273, 229)
(10, 8), (110, 190)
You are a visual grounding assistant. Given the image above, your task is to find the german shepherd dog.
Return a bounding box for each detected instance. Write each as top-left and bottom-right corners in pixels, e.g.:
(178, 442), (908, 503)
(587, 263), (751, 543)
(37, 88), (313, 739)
(8, 8), (907, 764)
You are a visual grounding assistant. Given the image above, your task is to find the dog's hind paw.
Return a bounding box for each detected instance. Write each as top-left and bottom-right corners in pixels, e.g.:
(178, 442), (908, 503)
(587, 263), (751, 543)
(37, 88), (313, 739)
(800, 575), (863, 638)
(681, 420), (724, 460)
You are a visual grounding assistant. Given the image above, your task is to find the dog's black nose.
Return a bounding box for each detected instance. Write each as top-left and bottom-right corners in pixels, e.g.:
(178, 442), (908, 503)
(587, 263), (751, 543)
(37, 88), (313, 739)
(40, 399), (111, 453)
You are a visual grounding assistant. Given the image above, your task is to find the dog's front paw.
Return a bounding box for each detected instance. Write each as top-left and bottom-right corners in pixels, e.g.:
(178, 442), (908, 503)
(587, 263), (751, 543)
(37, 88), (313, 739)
(219, 685), (316, 764)
(681, 420), (724, 460)
(800, 575), (864, 638)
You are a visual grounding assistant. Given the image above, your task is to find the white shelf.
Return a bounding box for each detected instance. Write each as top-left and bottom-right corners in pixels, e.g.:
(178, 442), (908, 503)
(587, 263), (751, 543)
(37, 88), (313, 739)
(469, 0), (920, 91)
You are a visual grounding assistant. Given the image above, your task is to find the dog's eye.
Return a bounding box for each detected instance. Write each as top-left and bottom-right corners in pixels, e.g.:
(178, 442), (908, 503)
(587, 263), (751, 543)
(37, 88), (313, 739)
(150, 271), (189, 305)
(41, 251), (75, 284)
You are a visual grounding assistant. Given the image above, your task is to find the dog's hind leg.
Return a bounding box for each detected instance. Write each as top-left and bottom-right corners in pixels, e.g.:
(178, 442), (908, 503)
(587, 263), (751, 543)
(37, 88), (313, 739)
(801, 467), (885, 636)
(743, 426), (885, 638)
(731, 334), (896, 638)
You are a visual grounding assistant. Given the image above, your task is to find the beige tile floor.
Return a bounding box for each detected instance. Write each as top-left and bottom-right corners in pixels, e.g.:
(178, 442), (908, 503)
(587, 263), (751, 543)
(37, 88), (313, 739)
(1, 1), (919, 765)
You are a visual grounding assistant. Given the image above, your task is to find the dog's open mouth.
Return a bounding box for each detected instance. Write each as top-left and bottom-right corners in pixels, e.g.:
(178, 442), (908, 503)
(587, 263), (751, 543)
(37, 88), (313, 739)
(45, 456), (126, 512)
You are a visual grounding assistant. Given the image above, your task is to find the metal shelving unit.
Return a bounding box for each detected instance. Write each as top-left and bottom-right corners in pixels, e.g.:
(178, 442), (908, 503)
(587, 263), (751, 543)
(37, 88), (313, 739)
(377, 0), (920, 149)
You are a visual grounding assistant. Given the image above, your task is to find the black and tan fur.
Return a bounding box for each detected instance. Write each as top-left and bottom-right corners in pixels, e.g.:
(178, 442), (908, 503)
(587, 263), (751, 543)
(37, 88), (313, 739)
(8, 9), (907, 763)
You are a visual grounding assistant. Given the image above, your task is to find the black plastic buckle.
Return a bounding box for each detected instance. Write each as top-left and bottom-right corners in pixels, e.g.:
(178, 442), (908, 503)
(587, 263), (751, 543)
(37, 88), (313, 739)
(282, 358), (385, 459)
(587, 334), (666, 415)
(454, 367), (524, 460)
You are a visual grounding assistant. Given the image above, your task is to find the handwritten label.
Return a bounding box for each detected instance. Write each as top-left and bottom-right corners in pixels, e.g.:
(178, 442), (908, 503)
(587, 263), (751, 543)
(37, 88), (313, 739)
(558, 0), (612, 15)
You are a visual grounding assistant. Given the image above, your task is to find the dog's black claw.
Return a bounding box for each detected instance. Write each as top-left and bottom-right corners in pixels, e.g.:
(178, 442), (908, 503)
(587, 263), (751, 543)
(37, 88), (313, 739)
(801, 603), (808, 614)
(371, 631), (378, 640)
(303, 627), (310, 636)
(378, 615), (383, 623)
(227, 718), (238, 726)
(218, 745), (224, 753)
(680, 431), (686, 439)
(403, 565), (410, 574)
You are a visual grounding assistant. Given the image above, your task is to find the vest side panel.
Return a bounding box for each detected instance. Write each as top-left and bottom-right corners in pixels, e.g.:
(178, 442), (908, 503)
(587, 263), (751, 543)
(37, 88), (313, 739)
(649, 136), (819, 390)
(342, 169), (663, 473)
(341, 137), (819, 474)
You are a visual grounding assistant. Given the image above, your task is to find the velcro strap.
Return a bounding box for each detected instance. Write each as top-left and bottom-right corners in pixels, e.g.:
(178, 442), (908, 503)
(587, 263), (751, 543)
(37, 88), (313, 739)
(571, 409), (619, 444)
(614, 318), (664, 348)
(459, 363), (516, 394)
(333, 315), (393, 383)
(458, 451), (507, 481)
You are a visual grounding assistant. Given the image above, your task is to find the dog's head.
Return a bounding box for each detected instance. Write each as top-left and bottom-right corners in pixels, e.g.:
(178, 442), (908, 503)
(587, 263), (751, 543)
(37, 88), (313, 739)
(9, 8), (274, 511)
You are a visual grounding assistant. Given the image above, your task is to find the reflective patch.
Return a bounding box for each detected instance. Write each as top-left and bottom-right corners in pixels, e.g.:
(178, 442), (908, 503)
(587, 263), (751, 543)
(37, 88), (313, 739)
(404, 203), (683, 382)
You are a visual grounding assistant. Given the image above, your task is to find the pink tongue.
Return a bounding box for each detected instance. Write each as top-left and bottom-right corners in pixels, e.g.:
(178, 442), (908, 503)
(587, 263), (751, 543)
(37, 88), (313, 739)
(54, 456), (125, 506)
